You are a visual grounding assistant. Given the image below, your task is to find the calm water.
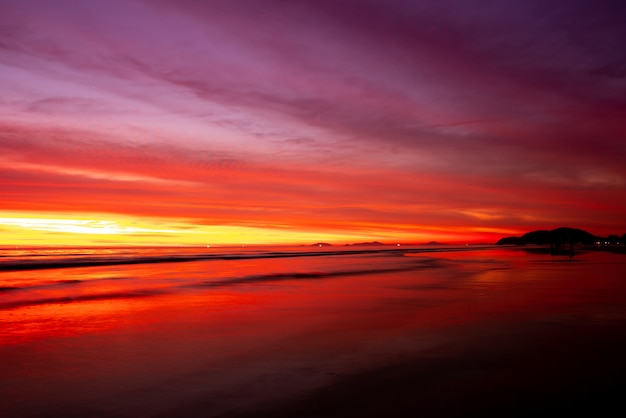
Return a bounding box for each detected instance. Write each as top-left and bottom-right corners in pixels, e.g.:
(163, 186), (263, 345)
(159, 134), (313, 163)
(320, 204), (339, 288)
(1, 245), (626, 417)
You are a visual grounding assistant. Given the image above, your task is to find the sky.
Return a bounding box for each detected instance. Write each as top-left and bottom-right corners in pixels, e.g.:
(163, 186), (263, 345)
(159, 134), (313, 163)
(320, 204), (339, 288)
(1, 0), (625, 246)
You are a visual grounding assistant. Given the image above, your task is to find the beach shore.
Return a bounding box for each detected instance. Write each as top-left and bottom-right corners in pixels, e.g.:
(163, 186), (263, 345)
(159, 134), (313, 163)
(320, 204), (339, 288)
(225, 320), (626, 417)
(2, 247), (626, 417)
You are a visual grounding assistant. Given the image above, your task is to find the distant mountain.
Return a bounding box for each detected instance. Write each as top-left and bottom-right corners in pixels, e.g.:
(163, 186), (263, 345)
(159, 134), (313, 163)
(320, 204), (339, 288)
(497, 227), (598, 246)
(346, 241), (387, 246)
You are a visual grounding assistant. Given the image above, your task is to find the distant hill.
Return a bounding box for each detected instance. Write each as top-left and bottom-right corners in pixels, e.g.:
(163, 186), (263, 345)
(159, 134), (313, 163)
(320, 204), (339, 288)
(497, 227), (598, 246)
(346, 241), (386, 246)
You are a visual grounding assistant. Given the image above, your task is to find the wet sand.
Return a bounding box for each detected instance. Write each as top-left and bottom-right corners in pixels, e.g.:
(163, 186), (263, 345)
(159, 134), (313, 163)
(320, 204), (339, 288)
(2, 247), (626, 417)
(226, 321), (626, 417)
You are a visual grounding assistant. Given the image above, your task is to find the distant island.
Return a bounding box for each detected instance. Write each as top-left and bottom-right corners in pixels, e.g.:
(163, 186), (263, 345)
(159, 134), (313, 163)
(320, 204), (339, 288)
(497, 227), (625, 246)
(311, 242), (393, 247)
(345, 241), (387, 246)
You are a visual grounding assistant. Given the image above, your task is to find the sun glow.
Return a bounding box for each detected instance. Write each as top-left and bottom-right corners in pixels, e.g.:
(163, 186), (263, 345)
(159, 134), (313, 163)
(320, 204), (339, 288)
(0, 212), (388, 246)
(0, 217), (179, 235)
(0, 210), (510, 247)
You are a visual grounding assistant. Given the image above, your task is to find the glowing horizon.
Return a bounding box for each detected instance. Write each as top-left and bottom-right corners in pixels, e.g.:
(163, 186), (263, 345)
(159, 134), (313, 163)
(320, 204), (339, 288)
(1, 0), (624, 246)
(0, 212), (516, 246)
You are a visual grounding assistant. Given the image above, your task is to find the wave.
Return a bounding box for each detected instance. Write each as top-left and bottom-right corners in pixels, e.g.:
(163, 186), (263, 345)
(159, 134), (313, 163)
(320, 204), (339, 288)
(191, 265), (424, 289)
(0, 276), (133, 293)
(0, 289), (165, 310)
(0, 246), (480, 272)
(0, 255), (450, 310)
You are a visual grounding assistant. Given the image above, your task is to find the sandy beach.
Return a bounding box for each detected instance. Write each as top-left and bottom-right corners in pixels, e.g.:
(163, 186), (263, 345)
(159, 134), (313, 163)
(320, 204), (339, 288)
(227, 319), (626, 418)
(2, 246), (626, 417)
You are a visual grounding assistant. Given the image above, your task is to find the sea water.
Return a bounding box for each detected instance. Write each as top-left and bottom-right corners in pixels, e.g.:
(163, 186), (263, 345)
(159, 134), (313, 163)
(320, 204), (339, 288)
(1, 245), (625, 417)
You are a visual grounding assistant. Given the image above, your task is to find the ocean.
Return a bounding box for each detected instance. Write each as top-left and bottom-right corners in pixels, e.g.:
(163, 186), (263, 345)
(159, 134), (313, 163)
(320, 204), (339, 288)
(1, 245), (626, 417)
(0, 244), (488, 313)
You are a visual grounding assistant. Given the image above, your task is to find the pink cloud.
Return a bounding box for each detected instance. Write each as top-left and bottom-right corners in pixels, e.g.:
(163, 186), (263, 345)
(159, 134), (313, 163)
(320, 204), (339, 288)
(0, 0), (624, 241)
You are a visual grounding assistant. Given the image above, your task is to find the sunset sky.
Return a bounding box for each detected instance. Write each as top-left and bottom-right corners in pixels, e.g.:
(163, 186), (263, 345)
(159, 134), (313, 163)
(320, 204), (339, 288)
(1, 0), (625, 246)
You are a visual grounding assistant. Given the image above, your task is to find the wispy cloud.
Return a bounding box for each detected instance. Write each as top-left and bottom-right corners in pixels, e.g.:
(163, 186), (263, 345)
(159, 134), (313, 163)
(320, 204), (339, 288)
(0, 0), (625, 243)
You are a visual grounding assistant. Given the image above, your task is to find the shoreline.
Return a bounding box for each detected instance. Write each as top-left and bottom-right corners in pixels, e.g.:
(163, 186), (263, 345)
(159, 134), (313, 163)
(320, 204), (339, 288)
(498, 244), (626, 255)
(2, 247), (626, 417)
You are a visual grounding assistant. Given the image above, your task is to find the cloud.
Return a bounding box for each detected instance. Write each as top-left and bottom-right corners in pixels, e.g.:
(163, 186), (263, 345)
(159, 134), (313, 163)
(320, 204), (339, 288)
(0, 0), (625, 241)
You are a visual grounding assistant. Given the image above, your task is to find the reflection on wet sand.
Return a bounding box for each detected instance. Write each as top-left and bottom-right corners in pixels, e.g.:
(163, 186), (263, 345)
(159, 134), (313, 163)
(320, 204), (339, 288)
(1, 248), (626, 417)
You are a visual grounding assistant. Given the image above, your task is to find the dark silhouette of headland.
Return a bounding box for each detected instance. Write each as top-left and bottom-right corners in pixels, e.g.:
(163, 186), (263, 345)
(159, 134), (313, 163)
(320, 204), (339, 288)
(497, 227), (626, 258)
